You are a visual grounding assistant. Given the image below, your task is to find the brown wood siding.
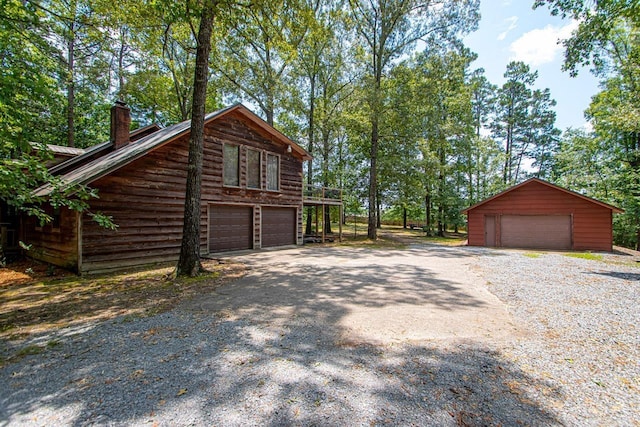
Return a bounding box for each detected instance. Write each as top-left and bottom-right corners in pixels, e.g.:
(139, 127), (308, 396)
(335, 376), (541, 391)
(23, 207), (79, 271)
(80, 111), (303, 274)
(467, 181), (614, 251)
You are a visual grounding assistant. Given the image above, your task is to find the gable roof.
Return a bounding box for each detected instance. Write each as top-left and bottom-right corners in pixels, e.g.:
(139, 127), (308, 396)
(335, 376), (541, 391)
(34, 104), (311, 197)
(462, 178), (623, 214)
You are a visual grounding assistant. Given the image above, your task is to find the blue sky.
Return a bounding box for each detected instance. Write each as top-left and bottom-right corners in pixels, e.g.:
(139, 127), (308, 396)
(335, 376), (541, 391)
(463, 0), (601, 131)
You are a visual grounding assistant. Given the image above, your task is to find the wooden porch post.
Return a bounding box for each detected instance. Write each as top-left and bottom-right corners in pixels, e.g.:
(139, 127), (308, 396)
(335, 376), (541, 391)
(315, 205), (319, 238)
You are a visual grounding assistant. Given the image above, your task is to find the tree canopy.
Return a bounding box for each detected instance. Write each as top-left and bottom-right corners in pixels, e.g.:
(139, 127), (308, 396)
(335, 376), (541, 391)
(2, 0), (639, 253)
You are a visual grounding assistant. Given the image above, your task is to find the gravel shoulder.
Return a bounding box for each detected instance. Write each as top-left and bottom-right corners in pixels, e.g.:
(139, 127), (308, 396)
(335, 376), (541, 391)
(1, 243), (638, 426)
(476, 249), (640, 426)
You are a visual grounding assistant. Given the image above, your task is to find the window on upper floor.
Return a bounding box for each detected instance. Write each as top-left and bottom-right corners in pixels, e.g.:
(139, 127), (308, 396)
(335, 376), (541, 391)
(247, 149), (261, 189)
(223, 144), (240, 186)
(266, 153), (279, 191)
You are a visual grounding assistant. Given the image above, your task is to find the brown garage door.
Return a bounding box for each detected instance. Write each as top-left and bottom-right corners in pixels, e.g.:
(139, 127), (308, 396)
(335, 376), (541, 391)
(209, 205), (253, 252)
(500, 215), (571, 250)
(262, 207), (296, 247)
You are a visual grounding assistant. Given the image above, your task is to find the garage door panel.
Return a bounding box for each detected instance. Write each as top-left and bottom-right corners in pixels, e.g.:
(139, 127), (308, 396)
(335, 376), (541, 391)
(209, 205), (253, 252)
(262, 207), (296, 247)
(501, 215), (571, 250)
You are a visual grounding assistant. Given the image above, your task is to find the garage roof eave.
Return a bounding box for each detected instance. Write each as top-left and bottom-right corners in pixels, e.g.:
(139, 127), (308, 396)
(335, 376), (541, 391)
(462, 178), (624, 214)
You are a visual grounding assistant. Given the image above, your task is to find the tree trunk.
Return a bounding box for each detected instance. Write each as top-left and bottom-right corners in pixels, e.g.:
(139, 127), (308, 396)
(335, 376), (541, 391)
(321, 118), (332, 234)
(305, 207), (313, 236)
(324, 205), (332, 234)
(305, 77), (315, 236)
(117, 28), (126, 98)
(367, 115), (378, 239)
(402, 206), (407, 229)
(503, 107), (513, 184)
(265, 106), (274, 126)
(376, 189), (381, 229)
(67, 32), (75, 148)
(264, 43), (275, 126)
(176, 3), (216, 277)
(467, 169), (474, 206)
(437, 145), (445, 237)
(425, 193), (431, 235)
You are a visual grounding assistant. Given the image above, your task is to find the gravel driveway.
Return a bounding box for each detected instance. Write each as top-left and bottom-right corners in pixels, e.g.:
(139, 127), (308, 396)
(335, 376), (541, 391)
(1, 243), (638, 426)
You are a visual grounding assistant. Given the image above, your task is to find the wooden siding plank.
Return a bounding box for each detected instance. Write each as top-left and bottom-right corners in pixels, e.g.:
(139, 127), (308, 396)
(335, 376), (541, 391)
(23, 206), (79, 271)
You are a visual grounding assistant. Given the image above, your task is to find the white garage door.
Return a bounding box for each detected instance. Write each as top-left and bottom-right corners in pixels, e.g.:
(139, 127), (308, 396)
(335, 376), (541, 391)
(501, 215), (572, 250)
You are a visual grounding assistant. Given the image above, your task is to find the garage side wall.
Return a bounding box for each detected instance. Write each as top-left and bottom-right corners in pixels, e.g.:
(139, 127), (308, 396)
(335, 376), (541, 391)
(80, 112), (304, 274)
(467, 181), (614, 251)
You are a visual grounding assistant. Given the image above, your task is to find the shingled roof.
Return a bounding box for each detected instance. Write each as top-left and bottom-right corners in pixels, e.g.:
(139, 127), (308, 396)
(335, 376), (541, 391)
(34, 104), (310, 197)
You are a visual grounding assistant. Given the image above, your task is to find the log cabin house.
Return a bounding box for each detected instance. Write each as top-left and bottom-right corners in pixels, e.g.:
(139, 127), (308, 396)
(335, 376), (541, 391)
(20, 102), (316, 274)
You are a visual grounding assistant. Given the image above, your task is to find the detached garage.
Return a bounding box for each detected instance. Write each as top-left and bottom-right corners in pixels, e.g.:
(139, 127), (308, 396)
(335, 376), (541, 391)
(463, 178), (623, 252)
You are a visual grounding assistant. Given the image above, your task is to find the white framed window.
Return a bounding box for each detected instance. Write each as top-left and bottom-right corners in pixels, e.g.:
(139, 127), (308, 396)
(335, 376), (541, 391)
(223, 144), (240, 186)
(266, 153), (280, 191)
(247, 149), (261, 189)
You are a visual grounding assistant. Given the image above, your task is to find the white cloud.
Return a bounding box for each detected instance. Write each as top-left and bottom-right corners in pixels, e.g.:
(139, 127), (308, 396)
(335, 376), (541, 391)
(497, 16), (519, 41)
(509, 20), (578, 66)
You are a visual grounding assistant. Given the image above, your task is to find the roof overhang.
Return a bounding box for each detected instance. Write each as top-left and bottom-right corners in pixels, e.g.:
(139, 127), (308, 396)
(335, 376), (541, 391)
(462, 178), (624, 214)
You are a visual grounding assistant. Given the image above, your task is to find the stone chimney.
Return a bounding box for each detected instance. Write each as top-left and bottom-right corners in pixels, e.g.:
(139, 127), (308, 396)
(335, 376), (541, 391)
(110, 100), (131, 149)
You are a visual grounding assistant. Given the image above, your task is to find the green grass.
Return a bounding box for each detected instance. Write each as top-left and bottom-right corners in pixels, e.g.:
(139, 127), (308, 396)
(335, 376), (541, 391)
(420, 234), (467, 246)
(337, 235), (407, 249)
(335, 224), (466, 248)
(14, 344), (45, 358)
(46, 339), (61, 349)
(523, 252), (542, 259)
(564, 252), (604, 261)
(1, 341), (63, 367)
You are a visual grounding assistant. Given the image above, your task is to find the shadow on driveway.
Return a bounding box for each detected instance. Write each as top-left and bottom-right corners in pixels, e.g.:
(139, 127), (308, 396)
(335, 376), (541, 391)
(211, 244), (517, 343)
(1, 245), (559, 425)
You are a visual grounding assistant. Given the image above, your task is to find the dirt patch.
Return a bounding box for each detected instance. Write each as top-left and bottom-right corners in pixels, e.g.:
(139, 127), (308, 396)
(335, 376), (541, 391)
(0, 259), (73, 287)
(375, 227), (467, 246)
(0, 259), (245, 341)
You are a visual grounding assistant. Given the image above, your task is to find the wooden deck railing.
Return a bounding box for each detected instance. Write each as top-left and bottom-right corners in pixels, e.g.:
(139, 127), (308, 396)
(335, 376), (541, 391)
(302, 185), (344, 242)
(303, 185), (342, 203)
